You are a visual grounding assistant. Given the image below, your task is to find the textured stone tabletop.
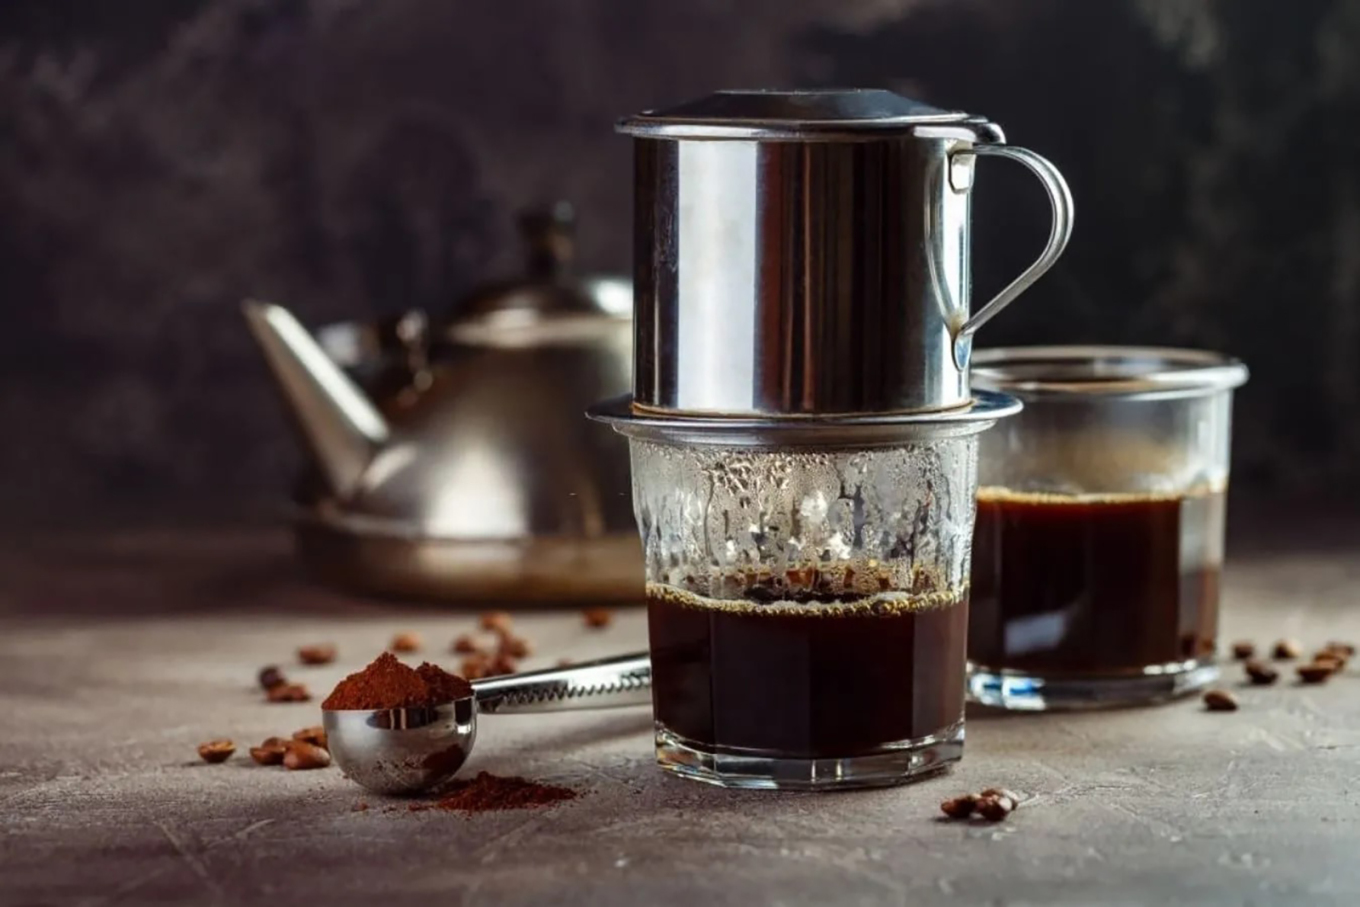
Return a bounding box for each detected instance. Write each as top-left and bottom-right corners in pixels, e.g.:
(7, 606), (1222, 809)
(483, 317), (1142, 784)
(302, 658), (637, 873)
(2, 524), (1358, 907)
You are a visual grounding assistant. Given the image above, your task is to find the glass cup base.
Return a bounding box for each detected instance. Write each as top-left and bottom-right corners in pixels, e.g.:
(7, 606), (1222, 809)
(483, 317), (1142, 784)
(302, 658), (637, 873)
(967, 658), (1219, 711)
(653, 721), (964, 791)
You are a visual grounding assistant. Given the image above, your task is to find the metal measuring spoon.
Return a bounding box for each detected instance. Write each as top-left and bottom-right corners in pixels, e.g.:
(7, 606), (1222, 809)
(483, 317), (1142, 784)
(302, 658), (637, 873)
(322, 651), (651, 795)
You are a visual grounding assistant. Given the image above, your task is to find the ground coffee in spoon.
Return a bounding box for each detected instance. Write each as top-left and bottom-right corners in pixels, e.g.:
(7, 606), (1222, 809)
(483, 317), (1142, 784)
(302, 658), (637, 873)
(323, 653), (472, 710)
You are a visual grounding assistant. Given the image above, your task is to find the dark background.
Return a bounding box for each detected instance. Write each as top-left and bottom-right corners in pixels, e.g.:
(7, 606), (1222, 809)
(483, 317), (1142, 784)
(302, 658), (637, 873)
(2, 0), (1358, 520)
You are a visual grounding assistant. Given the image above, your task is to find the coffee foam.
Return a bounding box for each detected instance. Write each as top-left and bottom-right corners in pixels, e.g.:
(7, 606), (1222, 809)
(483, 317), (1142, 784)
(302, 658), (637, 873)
(976, 483), (1227, 507)
(645, 580), (967, 617)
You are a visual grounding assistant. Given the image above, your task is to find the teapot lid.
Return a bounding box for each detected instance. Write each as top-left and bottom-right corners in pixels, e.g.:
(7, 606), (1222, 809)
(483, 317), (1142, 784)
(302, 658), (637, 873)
(448, 201), (630, 332)
(618, 88), (983, 141)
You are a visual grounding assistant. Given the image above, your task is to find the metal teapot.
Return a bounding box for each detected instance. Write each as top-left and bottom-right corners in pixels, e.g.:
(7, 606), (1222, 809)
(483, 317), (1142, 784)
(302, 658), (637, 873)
(245, 203), (641, 604)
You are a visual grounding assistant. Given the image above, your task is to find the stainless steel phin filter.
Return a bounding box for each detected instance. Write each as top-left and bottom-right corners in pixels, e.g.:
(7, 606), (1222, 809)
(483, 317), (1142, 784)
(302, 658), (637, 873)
(619, 88), (1073, 416)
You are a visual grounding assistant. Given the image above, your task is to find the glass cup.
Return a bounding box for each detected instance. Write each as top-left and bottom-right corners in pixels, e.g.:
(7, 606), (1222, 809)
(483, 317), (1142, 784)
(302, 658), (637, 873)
(628, 433), (982, 790)
(967, 347), (1249, 710)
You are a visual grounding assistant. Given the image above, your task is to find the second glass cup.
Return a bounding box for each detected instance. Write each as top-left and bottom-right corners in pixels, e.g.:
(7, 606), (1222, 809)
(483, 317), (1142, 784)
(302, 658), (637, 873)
(967, 347), (1249, 710)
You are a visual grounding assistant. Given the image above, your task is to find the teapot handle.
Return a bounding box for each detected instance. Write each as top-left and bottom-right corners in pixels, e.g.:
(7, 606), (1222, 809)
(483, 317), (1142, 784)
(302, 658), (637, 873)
(950, 144), (1074, 369)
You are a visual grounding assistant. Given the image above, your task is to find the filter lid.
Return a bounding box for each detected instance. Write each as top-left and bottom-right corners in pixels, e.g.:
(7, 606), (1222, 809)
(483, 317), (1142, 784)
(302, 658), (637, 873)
(617, 88), (985, 141)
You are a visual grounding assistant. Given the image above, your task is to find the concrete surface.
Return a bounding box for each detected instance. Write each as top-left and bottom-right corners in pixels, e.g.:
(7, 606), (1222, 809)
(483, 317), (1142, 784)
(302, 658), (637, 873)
(1, 526), (1358, 906)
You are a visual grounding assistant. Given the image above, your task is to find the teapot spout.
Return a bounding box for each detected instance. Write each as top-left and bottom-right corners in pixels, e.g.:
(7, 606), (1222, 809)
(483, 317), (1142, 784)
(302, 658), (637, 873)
(242, 300), (390, 499)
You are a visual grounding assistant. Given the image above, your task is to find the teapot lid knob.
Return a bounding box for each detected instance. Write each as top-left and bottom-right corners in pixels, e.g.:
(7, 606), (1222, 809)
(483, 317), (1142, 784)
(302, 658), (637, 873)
(447, 200), (628, 327)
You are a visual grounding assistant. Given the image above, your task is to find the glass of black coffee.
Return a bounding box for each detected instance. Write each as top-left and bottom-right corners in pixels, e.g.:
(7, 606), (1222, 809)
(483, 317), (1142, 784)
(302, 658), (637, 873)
(629, 438), (981, 789)
(968, 347), (1248, 710)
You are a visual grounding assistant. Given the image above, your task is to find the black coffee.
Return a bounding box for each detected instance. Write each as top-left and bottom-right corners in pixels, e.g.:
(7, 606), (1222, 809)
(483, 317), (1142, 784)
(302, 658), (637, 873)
(969, 489), (1224, 675)
(647, 576), (968, 758)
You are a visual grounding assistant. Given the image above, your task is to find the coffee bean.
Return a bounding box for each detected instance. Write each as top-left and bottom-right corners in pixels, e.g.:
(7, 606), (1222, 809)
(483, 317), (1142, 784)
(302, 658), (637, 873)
(297, 644), (337, 666)
(499, 635), (532, 659)
(197, 739), (235, 764)
(582, 608), (613, 629)
(257, 665), (287, 691)
(283, 741), (332, 771)
(977, 795), (1015, 822)
(1324, 641), (1357, 658)
(980, 787), (1020, 806)
(292, 726), (327, 749)
(389, 632), (421, 654)
(1312, 651), (1346, 671)
(460, 653), (491, 680)
(266, 682), (311, 703)
(1203, 689), (1238, 711)
(1272, 639), (1302, 660)
(451, 634), (481, 654)
(1230, 641), (1255, 660)
(1244, 660), (1279, 685)
(250, 737), (290, 765)
(487, 653), (518, 677)
(479, 611), (513, 634)
(940, 795), (978, 819)
(1297, 663), (1335, 684)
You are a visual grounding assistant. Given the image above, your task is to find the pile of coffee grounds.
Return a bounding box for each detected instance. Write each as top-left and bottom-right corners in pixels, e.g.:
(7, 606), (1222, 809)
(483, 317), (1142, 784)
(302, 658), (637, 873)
(415, 662), (473, 703)
(323, 653), (471, 710)
(408, 772), (577, 813)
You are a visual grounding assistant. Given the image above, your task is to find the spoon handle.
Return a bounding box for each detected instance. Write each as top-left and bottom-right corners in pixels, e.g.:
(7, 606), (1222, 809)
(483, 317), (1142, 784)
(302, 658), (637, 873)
(471, 652), (652, 715)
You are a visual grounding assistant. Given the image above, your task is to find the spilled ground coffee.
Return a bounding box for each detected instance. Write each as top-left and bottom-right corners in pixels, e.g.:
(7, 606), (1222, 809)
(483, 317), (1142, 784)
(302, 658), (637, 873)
(407, 772), (577, 813)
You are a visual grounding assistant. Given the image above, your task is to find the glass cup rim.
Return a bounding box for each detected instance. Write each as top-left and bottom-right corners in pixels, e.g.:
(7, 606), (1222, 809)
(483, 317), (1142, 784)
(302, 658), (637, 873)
(972, 346), (1248, 400)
